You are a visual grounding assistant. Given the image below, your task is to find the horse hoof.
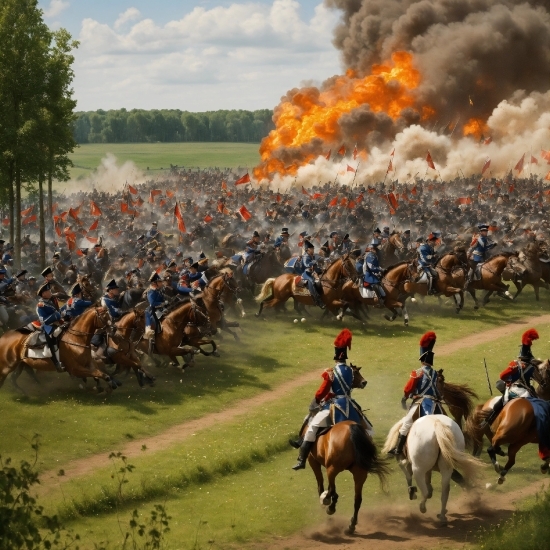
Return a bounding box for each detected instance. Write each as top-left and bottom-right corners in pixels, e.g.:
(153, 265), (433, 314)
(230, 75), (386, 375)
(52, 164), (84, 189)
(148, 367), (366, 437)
(474, 305), (479, 310)
(346, 525), (356, 535)
(455, 308), (460, 314)
(497, 476), (506, 485)
(437, 514), (448, 526)
(404, 319), (409, 327)
(541, 463), (549, 474)
(419, 502), (427, 514)
(384, 314), (392, 322)
(326, 507), (336, 516)
(320, 490), (330, 506)
(493, 463), (501, 474)
(411, 297), (417, 303)
(408, 486), (417, 500)
(213, 351), (221, 357)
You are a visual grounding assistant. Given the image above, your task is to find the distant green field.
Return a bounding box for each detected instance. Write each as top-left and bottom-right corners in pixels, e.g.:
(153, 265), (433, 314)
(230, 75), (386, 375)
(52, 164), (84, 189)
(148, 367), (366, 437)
(68, 143), (261, 179)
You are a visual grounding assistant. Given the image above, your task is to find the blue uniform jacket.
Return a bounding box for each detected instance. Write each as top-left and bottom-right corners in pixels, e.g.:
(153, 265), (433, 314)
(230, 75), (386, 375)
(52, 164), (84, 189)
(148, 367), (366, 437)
(363, 251), (382, 284)
(472, 235), (496, 262)
(301, 253), (320, 281)
(273, 236), (287, 248)
(147, 288), (165, 309)
(0, 278), (14, 293)
(62, 297), (93, 319)
(101, 294), (122, 320)
(37, 300), (61, 334)
(409, 365), (444, 416)
(418, 243), (436, 268)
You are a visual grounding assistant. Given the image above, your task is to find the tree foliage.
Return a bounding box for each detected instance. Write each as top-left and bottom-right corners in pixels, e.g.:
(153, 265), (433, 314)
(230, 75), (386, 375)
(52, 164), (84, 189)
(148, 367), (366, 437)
(73, 109), (274, 144)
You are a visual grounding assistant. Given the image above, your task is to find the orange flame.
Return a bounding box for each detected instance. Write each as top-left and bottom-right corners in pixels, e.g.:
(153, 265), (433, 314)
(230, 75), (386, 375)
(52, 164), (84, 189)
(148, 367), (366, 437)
(463, 118), (488, 140)
(253, 51), (424, 181)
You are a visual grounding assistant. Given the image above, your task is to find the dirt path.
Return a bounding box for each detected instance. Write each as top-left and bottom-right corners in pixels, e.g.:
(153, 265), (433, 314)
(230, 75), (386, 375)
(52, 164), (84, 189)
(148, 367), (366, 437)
(39, 313), (550, 489)
(249, 478), (550, 550)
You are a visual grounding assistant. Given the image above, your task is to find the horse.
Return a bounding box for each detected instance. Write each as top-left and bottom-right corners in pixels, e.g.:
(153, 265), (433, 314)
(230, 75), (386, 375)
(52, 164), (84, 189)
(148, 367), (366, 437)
(136, 299), (218, 369)
(200, 270), (243, 341)
(436, 369), (478, 428)
(303, 365), (389, 534)
(383, 415), (482, 525)
(2, 307), (116, 393)
(465, 253), (518, 308)
(276, 243), (292, 264)
(511, 243), (544, 301)
(221, 233), (246, 251)
(255, 255), (356, 318)
(378, 232), (405, 268)
(77, 274), (99, 302)
(234, 247), (283, 293)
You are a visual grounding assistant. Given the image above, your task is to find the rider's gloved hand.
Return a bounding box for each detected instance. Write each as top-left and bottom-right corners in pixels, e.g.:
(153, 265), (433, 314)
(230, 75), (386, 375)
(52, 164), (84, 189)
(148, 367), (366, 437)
(401, 397), (408, 410)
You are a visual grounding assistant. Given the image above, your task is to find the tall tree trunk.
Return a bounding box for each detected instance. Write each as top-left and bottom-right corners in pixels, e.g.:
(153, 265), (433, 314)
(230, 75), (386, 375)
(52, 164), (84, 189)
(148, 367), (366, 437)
(14, 167), (21, 270)
(8, 161), (14, 246)
(39, 172), (45, 269)
(47, 153), (53, 231)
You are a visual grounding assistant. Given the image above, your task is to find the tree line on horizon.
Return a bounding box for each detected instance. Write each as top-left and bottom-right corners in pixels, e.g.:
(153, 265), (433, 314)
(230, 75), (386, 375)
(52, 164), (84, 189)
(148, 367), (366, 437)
(72, 109), (275, 144)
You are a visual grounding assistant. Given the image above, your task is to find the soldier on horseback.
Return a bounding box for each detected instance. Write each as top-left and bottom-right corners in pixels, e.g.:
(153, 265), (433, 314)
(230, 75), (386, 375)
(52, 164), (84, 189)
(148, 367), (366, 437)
(363, 240), (386, 306)
(418, 232), (440, 295)
(301, 240), (325, 309)
(388, 331), (444, 457)
(61, 283), (93, 321)
(36, 283), (65, 372)
(465, 224), (497, 289)
(243, 231), (262, 267)
(145, 272), (167, 340)
(480, 328), (540, 429)
(273, 228), (290, 249)
(290, 329), (371, 470)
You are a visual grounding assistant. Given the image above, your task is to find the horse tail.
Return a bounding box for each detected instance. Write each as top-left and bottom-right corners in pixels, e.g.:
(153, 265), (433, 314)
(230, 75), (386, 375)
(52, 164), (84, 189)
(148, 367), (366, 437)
(349, 424), (390, 490)
(433, 418), (482, 483)
(381, 419), (403, 454)
(463, 405), (489, 452)
(255, 278), (275, 302)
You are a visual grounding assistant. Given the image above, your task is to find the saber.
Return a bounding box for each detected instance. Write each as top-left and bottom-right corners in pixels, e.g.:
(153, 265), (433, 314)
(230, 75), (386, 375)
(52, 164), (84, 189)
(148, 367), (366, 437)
(483, 357), (493, 396)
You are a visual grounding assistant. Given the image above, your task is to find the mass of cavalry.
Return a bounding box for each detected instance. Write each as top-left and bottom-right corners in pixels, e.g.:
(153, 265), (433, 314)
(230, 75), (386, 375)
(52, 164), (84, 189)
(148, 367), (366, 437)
(2, 166), (550, 532)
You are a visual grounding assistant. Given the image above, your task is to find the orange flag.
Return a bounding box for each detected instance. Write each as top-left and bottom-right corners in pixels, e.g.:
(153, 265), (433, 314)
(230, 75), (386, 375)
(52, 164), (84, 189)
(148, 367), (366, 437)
(531, 155), (539, 165)
(328, 196), (338, 207)
(302, 186), (311, 197)
(426, 151), (435, 170)
(325, 150), (331, 161)
(21, 205), (34, 217)
(89, 219), (99, 231)
(481, 158), (491, 175)
(514, 153), (525, 173)
(22, 214), (37, 225)
(221, 181), (228, 190)
(174, 203), (186, 233)
(165, 190), (175, 198)
(238, 205), (252, 221)
(337, 145), (346, 156)
(204, 214), (213, 223)
(90, 201), (102, 216)
(545, 171), (550, 181)
(346, 165), (356, 173)
(235, 173), (251, 185)
(353, 144), (358, 160)
(121, 202), (129, 213)
(410, 185), (417, 195)
(128, 184), (138, 194)
(388, 192), (398, 210)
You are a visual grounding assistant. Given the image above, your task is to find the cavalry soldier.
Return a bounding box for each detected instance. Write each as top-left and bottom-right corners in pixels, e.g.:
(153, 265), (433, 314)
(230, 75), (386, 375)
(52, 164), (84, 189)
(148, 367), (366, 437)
(188, 261), (206, 290)
(381, 226), (391, 244)
(273, 228), (290, 249)
(61, 283), (93, 321)
(418, 232), (440, 295)
(101, 279), (122, 321)
(243, 231), (262, 267)
(388, 331), (444, 457)
(36, 283), (65, 372)
(301, 240), (325, 309)
(465, 223), (497, 289)
(340, 233), (353, 254)
(176, 272), (194, 296)
(362, 240), (386, 306)
(328, 231), (340, 253)
(290, 329), (371, 470)
(147, 221), (160, 241)
(401, 229), (411, 250)
(481, 329), (540, 429)
(145, 272), (166, 340)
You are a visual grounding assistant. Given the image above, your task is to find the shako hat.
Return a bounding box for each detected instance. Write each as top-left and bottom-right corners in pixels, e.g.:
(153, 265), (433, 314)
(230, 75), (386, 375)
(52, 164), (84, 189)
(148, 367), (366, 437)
(334, 328), (352, 361)
(519, 328), (539, 361)
(419, 331), (436, 364)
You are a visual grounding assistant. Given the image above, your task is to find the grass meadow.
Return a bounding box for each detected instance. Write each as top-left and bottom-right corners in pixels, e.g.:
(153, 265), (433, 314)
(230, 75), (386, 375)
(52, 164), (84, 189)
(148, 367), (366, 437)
(2, 290), (550, 548)
(68, 143), (261, 180)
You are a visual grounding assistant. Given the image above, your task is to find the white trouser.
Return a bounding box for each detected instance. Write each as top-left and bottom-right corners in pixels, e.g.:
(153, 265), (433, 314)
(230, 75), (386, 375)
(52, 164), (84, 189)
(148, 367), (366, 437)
(304, 409), (331, 442)
(399, 403), (420, 436)
(504, 383), (531, 404)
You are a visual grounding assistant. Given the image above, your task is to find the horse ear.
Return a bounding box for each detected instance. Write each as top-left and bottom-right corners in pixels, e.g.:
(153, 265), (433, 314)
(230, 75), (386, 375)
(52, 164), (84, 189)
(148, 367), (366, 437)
(356, 366), (361, 371)
(438, 368), (443, 374)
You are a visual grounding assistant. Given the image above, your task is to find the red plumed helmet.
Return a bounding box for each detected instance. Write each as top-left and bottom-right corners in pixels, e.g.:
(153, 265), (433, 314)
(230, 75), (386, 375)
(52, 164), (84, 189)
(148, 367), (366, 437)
(522, 328), (539, 346)
(419, 331), (437, 348)
(334, 328), (352, 350)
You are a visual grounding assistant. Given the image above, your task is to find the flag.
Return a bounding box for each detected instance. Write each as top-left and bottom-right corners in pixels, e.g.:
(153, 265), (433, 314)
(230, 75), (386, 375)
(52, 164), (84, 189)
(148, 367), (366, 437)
(340, 197), (348, 207)
(348, 200), (356, 209)
(69, 208), (81, 224)
(149, 189), (162, 203)
(89, 219), (99, 231)
(353, 144), (358, 160)
(221, 181), (227, 190)
(174, 203), (186, 233)
(545, 171), (550, 181)
(301, 186), (311, 197)
(165, 190), (175, 198)
(312, 193), (324, 199)
(22, 214), (36, 225)
(388, 192), (398, 210)
(387, 159), (393, 173)
(411, 185), (417, 195)
(128, 184), (138, 194)
(481, 158), (491, 175)
(204, 214), (213, 223)
(328, 196), (338, 207)
(325, 150), (331, 161)
(456, 197), (472, 205)
(356, 193), (364, 203)
(134, 196), (144, 207)
(248, 195), (255, 202)
(159, 199), (167, 207)
(20, 205), (34, 217)
(337, 145), (346, 156)
(121, 202), (129, 213)
(426, 151), (435, 170)
(346, 164), (355, 173)
(514, 153), (525, 173)
(390, 148), (395, 157)
(235, 173), (251, 185)
(509, 184), (515, 193)
(238, 205), (252, 221)
(276, 193), (281, 203)
(90, 201), (102, 217)
(531, 155), (539, 165)
(484, 137), (492, 145)
(542, 150), (550, 163)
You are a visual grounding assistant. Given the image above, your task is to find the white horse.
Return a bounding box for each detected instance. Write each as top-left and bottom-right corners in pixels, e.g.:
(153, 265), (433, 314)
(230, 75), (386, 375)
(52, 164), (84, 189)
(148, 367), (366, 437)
(383, 415), (482, 525)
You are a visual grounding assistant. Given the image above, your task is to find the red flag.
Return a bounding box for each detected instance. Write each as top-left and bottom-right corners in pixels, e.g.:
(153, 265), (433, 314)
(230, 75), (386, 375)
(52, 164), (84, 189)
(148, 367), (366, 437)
(353, 144), (358, 160)
(248, 195), (255, 202)
(388, 192), (398, 210)
(221, 181), (227, 190)
(235, 173), (251, 185)
(410, 186), (417, 195)
(340, 197), (348, 207)
(514, 153), (525, 173)
(426, 151), (435, 170)
(542, 150), (550, 163)
(22, 214), (36, 225)
(509, 184), (515, 193)
(121, 202), (129, 213)
(20, 205), (34, 217)
(276, 193), (281, 203)
(390, 148), (395, 157)
(238, 205), (252, 221)
(531, 155), (539, 165)
(356, 193), (364, 203)
(89, 219), (99, 231)
(149, 189), (162, 203)
(337, 145), (346, 156)
(135, 196), (144, 207)
(301, 186), (311, 197)
(159, 199), (167, 207)
(481, 158), (491, 175)
(325, 150), (331, 161)
(387, 159), (393, 173)
(346, 164), (355, 173)
(90, 201), (102, 216)
(204, 214), (213, 223)
(484, 137), (492, 145)
(174, 203), (186, 233)
(328, 196), (338, 207)
(128, 184), (138, 194)
(348, 200), (356, 209)
(456, 197), (472, 205)
(165, 190), (175, 198)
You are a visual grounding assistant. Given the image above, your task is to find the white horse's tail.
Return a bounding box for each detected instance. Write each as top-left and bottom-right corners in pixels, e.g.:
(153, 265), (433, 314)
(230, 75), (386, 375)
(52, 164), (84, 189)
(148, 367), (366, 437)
(255, 278), (275, 302)
(382, 419), (404, 454)
(433, 418), (482, 483)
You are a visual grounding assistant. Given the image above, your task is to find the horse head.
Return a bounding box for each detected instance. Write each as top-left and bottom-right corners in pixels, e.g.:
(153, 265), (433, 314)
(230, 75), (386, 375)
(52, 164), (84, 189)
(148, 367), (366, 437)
(389, 232), (405, 252)
(349, 363), (367, 389)
(507, 254), (527, 276)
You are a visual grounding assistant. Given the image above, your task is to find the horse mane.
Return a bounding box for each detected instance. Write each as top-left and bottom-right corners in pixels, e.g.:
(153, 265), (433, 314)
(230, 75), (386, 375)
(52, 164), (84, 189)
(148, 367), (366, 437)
(382, 260), (409, 275)
(440, 382), (478, 419)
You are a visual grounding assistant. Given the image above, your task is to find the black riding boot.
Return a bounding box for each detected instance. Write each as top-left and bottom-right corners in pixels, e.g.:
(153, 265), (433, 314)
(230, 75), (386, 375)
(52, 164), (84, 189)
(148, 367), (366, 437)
(289, 437), (303, 449)
(46, 334), (65, 373)
(292, 440), (314, 470)
(480, 396), (504, 429)
(464, 268), (474, 290)
(388, 434), (407, 457)
(309, 284), (325, 309)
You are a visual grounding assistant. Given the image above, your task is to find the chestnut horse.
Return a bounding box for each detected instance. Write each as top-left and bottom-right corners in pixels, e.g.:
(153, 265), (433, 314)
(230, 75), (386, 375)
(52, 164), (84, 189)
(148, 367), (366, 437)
(379, 232), (405, 268)
(255, 255), (356, 318)
(302, 365), (389, 534)
(1, 307), (115, 392)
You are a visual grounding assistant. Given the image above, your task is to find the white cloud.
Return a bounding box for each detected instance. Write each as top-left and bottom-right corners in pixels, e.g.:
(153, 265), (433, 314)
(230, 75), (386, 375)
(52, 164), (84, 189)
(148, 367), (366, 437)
(114, 8), (142, 30)
(43, 0), (70, 18)
(73, 0), (341, 111)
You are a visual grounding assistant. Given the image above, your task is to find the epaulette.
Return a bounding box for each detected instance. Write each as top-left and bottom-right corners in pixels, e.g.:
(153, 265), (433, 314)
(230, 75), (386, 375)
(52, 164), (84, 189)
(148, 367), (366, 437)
(411, 368), (423, 378)
(324, 367), (335, 382)
(37, 302), (44, 307)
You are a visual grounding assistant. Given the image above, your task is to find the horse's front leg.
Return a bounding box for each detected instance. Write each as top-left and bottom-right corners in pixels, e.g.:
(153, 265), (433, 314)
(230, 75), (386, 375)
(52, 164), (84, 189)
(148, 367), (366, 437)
(349, 468), (368, 535)
(495, 441), (523, 484)
(308, 457), (325, 500)
(325, 466), (339, 515)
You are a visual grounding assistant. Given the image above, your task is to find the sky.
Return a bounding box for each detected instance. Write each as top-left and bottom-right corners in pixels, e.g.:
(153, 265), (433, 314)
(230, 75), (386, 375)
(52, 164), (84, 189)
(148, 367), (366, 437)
(38, 0), (342, 112)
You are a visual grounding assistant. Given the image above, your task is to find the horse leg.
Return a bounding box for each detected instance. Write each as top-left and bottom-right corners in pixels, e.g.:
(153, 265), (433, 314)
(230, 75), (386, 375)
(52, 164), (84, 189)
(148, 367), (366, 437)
(325, 466), (339, 515)
(348, 467), (367, 535)
(495, 441), (523, 484)
(482, 290), (493, 305)
(412, 464), (431, 514)
(10, 363), (28, 395)
(468, 289), (479, 309)
(308, 457), (325, 501)
(513, 281), (523, 300)
(534, 284), (540, 302)
(425, 470), (433, 499)
(397, 459), (416, 500)
(437, 456), (453, 525)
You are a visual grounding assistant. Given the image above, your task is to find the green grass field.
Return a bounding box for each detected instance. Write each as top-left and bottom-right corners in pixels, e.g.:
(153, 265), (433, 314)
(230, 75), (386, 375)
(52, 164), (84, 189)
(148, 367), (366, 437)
(68, 143), (261, 180)
(2, 291), (550, 549)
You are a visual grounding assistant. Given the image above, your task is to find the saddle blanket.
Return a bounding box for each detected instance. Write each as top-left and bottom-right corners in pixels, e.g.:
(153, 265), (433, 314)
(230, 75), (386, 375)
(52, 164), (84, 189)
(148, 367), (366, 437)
(292, 276), (311, 297)
(284, 256), (302, 274)
(359, 286), (376, 299)
(527, 398), (550, 450)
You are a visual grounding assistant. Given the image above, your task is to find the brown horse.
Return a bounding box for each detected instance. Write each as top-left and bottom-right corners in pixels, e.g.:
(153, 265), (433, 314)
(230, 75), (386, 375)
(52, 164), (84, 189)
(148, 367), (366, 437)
(436, 369), (478, 428)
(2, 307), (115, 392)
(136, 300), (218, 369)
(379, 232), (405, 268)
(255, 255), (356, 318)
(303, 366), (389, 534)
(511, 243), (545, 301)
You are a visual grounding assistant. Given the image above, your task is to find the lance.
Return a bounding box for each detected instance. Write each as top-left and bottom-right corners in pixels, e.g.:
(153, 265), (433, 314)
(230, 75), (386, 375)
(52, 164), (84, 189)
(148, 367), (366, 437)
(483, 358), (493, 396)
(351, 162), (360, 188)
(450, 116), (460, 138)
